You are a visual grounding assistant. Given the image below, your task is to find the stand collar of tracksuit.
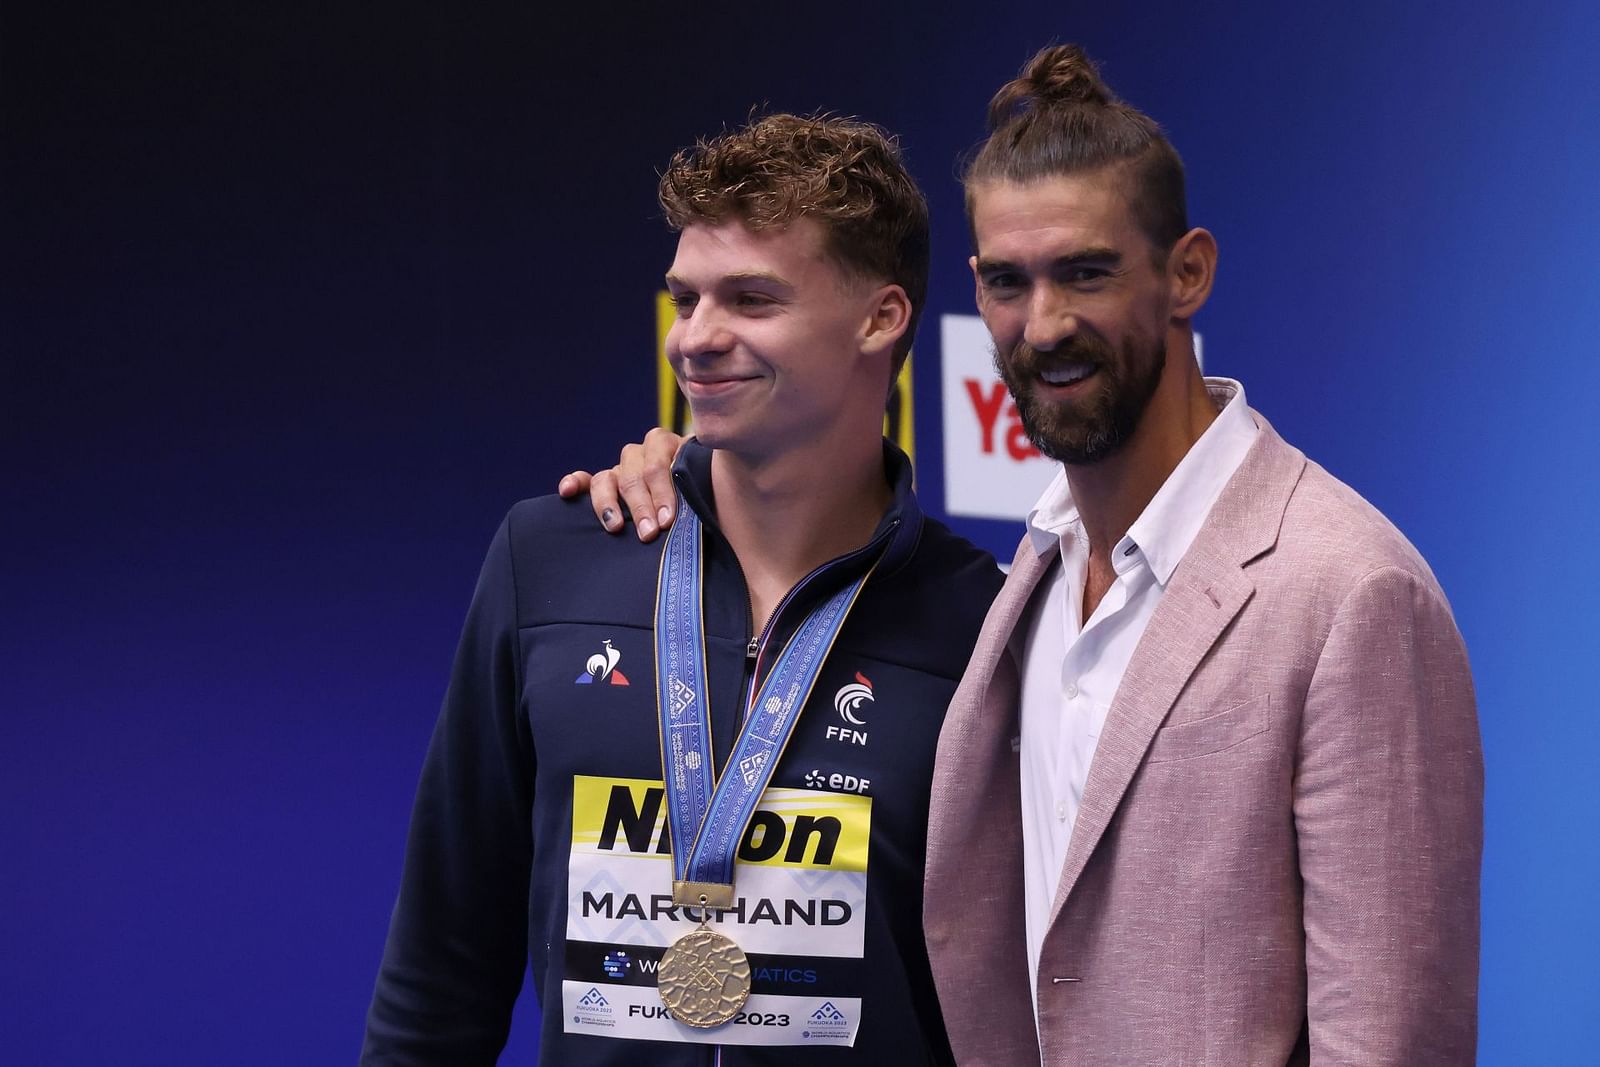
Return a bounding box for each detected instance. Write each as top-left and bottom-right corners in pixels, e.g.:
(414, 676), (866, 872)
(670, 437), (925, 583)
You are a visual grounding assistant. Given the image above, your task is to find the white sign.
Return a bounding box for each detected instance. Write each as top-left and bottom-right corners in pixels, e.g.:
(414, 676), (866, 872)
(938, 314), (1059, 521)
(937, 315), (1204, 522)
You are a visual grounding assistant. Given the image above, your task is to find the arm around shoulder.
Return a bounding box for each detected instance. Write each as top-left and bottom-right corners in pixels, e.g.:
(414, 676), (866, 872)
(361, 515), (535, 1065)
(1295, 565), (1483, 1065)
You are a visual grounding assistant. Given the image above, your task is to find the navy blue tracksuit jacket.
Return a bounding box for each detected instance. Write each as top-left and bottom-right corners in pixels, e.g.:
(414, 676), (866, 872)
(363, 441), (1002, 1065)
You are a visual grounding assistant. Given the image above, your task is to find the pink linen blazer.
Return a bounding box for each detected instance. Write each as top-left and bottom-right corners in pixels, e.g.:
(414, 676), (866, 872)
(923, 417), (1483, 1066)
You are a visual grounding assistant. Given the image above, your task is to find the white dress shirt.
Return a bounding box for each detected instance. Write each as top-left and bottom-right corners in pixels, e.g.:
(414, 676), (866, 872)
(1016, 378), (1259, 1014)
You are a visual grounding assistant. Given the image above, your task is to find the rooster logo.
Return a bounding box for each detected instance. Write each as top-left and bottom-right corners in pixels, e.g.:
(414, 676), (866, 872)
(833, 672), (874, 725)
(574, 639), (630, 686)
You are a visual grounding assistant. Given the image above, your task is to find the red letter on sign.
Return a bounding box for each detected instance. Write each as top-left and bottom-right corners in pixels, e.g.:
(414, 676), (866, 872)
(1007, 417), (1041, 461)
(965, 379), (1007, 454)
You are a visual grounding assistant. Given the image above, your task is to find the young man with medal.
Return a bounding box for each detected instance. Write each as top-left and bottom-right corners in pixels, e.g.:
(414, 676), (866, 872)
(361, 114), (1002, 1063)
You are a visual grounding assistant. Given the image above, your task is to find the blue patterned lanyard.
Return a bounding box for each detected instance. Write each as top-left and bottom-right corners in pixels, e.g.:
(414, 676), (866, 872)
(653, 491), (881, 909)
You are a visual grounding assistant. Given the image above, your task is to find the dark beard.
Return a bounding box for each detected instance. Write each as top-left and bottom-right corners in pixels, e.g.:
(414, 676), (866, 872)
(994, 332), (1166, 465)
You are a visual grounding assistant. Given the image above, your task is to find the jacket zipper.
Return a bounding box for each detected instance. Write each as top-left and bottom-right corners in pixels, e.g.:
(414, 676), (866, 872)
(741, 518), (901, 717)
(718, 515), (901, 753)
(715, 519), (899, 1066)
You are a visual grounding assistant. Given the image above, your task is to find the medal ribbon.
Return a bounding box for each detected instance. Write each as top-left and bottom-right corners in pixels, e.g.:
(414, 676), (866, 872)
(654, 491), (882, 906)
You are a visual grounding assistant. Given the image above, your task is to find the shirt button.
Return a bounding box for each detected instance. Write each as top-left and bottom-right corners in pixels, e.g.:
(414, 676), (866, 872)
(1064, 682), (1079, 699)
(1055, 802), (1068, 820)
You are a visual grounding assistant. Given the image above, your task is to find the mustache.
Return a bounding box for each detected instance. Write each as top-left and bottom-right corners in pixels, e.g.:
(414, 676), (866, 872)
(1003, 335), (1116, 370)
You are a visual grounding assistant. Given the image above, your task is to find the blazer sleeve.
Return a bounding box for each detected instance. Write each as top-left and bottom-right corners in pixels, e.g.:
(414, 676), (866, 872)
(361, 516), (536, 1065)
(1295, 564), (1483, 1065)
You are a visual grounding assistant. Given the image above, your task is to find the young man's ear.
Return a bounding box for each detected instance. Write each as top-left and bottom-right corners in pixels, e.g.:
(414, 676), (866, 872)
(1168, 228), (1217, 320)
(860, 284), (912, 356)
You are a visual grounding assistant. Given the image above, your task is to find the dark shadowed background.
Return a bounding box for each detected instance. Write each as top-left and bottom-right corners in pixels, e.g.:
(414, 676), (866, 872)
(4, 1), (1596, 1062)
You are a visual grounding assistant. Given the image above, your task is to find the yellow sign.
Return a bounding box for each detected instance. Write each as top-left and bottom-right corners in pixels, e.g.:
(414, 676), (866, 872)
(656, 292), (915, 461)
(572, 774), (871, 873)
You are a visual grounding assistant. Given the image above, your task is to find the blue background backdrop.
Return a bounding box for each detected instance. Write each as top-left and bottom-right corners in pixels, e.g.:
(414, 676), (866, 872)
(4, 1), (1596, 1062)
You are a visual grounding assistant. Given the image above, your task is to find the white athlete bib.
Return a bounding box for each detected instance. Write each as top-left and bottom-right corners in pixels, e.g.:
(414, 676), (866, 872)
(561, 775), (869, 1046)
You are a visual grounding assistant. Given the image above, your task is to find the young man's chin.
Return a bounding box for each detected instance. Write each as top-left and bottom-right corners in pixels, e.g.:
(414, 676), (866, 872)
(685, 418), (751, 455)
(694, 421), (801, 466)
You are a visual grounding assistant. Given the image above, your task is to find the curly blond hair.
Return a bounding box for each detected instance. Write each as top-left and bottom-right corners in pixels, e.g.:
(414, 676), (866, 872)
(659, 113), (929, 373)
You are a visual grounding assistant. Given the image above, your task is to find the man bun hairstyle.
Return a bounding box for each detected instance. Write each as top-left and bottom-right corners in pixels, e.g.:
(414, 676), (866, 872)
(964, 44), (1188, 261)
(985, 43), (1113, 120)
(660, 113), (930, 377)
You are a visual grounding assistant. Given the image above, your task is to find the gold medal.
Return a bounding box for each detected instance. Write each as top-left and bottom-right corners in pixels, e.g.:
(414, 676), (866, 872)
(657, 925), (752, 1028)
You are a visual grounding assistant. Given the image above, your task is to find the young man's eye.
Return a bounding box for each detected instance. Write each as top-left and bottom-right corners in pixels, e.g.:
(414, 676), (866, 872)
(736, 292), (776, 309)
(1065, 267), (1110, 285)
(671, 293), (698, 315)
(982, 273), (1024, 296)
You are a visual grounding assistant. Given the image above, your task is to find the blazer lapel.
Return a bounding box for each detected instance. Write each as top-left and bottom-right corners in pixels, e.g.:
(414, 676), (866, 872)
(961, 536), (1055, 725)
(927, 531), (1053, 904)
(1047, 419), (1307, 924)
(925, 534), (1055, 1065)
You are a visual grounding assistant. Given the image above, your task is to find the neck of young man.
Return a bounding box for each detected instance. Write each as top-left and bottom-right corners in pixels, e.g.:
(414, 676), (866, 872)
(710, 424), (892, 639)
(1064, 340), (1219, 618)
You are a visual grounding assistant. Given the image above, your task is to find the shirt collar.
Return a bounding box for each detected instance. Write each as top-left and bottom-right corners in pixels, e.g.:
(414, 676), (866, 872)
(1024, 465), (1079, 556)
(1023, 377), (1259, 584)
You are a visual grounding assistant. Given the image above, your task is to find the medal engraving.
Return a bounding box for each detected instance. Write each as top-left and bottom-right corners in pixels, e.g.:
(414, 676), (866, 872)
(657, 927), (752, 1028)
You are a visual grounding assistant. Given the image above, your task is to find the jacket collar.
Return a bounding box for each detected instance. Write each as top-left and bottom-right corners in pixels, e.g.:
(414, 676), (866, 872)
(670, 437), (925, 579)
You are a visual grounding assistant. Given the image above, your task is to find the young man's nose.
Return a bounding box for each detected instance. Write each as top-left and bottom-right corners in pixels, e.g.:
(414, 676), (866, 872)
(678, 303), (735, 357)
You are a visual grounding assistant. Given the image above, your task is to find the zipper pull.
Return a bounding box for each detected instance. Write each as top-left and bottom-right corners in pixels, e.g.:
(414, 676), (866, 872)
(746, 636), (759, 659)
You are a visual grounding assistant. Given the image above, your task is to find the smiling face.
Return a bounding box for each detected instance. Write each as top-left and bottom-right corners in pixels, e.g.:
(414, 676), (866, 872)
(970, 169), (1180, 465)
(665, 216), (898, 463)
